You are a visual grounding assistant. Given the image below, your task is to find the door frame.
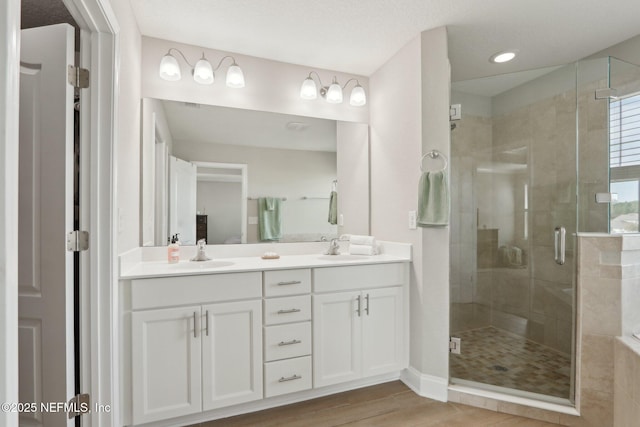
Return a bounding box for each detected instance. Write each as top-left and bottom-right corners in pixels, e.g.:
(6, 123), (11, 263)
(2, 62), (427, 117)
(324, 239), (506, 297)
(0, 0), (119, 426)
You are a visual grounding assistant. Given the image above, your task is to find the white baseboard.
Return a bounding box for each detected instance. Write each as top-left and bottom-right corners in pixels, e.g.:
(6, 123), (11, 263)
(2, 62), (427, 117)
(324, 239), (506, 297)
(400, 366), (448, 402)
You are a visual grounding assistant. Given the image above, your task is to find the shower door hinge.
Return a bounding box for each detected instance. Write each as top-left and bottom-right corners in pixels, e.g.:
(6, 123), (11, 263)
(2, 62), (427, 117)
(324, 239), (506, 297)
(67, 230), (89, 252)
(449, 336), (461, 354)
(450, 104), (462, 121)
(67, 393), (90, 419)
(68, 65), (90, 89)
(595, 88), (617, 100)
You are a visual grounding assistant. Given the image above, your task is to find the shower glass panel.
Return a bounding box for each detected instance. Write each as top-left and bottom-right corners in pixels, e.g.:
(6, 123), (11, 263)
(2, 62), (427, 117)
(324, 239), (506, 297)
(607, 57), (640, 233)
(450, 63), (580, 403)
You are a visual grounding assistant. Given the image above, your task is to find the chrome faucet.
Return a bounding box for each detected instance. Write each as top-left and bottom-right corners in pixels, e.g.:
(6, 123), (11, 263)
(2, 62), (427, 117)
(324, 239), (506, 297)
(191, 239), (211, 261)
(324, 238), (340, 255)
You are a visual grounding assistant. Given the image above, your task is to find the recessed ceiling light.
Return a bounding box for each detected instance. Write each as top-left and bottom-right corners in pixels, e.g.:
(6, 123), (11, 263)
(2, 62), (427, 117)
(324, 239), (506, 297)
(490, 50), (518, 64)
(286, 122), (310, 131)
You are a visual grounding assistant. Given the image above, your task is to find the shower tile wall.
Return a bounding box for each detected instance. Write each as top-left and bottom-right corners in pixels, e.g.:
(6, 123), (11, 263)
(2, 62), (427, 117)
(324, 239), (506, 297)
(492, 89), (577, 355)
(450, 114), (491, 306)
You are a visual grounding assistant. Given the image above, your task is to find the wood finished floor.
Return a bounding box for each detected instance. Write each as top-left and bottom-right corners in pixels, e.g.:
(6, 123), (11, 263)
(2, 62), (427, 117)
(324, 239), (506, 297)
(193, 381), (562, 426)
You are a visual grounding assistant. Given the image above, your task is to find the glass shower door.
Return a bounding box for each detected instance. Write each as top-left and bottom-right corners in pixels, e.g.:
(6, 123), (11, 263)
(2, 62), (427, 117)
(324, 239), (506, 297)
(450, 63), (579, 403)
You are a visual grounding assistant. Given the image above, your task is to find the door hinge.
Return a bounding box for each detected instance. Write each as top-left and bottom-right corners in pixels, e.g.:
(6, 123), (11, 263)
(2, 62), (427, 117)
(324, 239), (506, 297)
(67, 230), (89, 252)
(594, 87), (617, 100)
(67, 393), (90, 419)
(450, 104), (462, 121)
(449, 336), (461, 354)
(68, 65), (89, 89)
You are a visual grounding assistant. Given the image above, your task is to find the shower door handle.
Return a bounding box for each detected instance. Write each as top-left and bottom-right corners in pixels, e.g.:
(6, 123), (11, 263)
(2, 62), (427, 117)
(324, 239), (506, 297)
(554, 226), (566, 265)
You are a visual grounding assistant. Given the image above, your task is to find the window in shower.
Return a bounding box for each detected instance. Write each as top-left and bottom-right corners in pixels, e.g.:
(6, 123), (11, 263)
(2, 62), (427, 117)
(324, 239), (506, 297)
(609, 93), (640, 233)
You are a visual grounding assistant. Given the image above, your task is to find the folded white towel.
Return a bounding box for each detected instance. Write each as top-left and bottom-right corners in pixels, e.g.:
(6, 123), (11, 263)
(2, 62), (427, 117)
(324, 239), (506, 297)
(349, 244), (376, 256)
(350, 235), (376, 246)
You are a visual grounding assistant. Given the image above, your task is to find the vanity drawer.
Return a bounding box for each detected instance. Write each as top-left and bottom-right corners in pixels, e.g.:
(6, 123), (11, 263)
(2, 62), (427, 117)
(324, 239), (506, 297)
(313, 263), (405, 293)
(264, 295), (311, 325)
(264, 356), (312, 398)
(264, 269), (311, 297)
(131, 272), (261, 310)
(264, 322), (311, 362)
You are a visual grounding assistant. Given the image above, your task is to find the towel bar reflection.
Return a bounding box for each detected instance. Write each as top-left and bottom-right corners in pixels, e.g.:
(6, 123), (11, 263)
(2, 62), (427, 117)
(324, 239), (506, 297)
(420, 150), (448, 172)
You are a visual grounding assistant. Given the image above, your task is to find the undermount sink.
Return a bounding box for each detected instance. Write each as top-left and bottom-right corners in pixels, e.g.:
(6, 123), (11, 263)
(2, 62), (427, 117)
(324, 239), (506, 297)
(317, 254), (371, 261)
(169, 260), (235, 269)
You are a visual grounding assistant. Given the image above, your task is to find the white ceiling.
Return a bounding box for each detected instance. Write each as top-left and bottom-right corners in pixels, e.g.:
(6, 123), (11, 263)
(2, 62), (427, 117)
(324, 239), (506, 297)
(162, 100), (337, 152)
(130, 0), (640, 82)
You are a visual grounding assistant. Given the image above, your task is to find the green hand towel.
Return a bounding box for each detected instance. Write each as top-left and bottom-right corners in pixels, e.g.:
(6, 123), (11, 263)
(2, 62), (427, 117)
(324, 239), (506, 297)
(418, 170), (449, 227)
(328, 191), (338, 225)
(259, 197), (282, 241)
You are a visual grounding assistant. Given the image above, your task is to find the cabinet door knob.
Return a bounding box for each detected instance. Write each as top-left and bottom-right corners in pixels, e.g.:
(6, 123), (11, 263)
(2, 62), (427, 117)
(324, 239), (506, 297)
(365, 293), (370, 316)
(356, 295), (362, 317)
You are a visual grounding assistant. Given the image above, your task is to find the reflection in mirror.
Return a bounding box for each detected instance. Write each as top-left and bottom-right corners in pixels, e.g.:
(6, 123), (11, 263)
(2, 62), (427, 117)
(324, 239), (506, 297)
(142, 98), (362, 246)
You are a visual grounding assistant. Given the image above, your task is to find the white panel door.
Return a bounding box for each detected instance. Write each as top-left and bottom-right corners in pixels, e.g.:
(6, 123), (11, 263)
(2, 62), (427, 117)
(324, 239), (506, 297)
(361, 287), (404, 377)
(313, 291), (362, 387)
(168, 155), (197, 245)
(202, 300), (263, 411)
(18, 24), (75, 427)
(132, 306), (202, 424)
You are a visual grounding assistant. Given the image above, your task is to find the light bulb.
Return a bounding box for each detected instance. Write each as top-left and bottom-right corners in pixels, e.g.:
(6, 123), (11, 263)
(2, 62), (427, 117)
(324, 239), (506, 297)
(326, 81), (343, 104)
(159, 53), (181, 81)
(193, 56), (214, 85)
(349, 84), (366, 106)
(226, 64), (245, 88)
(300, 77), (318, 100)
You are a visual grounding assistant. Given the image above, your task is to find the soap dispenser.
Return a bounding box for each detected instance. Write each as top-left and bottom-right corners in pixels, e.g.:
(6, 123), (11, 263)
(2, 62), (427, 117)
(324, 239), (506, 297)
(167, 234), (180, 264)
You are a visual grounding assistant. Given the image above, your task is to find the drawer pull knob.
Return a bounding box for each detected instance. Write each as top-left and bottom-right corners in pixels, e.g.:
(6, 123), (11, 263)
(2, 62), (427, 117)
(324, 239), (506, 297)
(277, 308), (301, 314)
(277, 280), (302, 286)
(278, 374), (302, 383)
(278, 339), (302, 346)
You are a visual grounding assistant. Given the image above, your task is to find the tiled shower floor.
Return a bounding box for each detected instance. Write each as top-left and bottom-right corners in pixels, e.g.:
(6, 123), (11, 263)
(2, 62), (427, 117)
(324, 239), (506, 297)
(449, 326), (571, 398)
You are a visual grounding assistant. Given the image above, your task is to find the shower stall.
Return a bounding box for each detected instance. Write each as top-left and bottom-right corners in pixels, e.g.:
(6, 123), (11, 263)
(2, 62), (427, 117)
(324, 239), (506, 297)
(449, 57), (640, 404)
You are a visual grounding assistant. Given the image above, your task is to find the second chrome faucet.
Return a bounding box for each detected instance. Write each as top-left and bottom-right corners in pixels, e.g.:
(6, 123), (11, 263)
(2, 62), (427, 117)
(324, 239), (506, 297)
(191, 239), (211, 261)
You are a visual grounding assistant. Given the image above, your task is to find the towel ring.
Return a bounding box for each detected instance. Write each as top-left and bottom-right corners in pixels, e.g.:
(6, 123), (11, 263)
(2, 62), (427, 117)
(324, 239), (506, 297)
(420, 150), (448, 172)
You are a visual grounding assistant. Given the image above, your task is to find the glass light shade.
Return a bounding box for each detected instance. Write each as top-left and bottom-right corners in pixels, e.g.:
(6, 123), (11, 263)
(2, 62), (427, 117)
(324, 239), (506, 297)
(193, 58), (214, 84)
(326, 82), (343, 104)
(300, 77), (318, 100)
(349, 84), (366, 106)
(159, 54), (181, 81)
(226, 64), (245, 88)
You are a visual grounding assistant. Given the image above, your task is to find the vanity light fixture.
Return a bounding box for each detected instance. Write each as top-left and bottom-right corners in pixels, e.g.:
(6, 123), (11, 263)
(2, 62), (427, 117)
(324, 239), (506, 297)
(489, 50), (518, 64)
(300, 71), (366, 107)
(159, 48), (245, 88)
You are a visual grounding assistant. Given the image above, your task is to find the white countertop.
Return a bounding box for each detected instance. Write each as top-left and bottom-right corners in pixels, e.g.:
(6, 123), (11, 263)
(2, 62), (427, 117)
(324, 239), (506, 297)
(119, 242), (412, 280)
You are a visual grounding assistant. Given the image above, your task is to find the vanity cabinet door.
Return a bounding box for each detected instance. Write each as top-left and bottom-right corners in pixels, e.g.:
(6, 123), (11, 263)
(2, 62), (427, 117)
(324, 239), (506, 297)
(132, 306), (202, 425)
(201, 300), (263, 411)
(361, 287), (404, 377)
(313, 291), (362, 387)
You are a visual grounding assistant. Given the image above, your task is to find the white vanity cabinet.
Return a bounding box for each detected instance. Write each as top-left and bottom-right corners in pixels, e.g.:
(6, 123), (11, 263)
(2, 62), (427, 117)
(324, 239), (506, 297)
(129, 272), (263, 425)
(263, 269), (313, 398)
(131, 306), (203, 422)
(312, 263), (406, 388)
(121, 254), (410, 426)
